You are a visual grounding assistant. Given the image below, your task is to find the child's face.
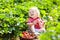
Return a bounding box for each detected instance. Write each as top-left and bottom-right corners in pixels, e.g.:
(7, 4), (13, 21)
(29, 9), (38, 18)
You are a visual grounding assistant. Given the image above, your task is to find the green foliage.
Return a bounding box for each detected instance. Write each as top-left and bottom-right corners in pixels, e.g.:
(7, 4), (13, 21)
(0, 0), (60, 40)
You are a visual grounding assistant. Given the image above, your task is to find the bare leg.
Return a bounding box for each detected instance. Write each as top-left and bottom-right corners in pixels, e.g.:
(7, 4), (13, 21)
(30, 25), (35, 33)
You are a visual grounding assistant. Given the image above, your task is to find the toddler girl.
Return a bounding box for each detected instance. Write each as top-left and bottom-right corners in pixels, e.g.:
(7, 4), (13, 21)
(27, 7), (46, 36)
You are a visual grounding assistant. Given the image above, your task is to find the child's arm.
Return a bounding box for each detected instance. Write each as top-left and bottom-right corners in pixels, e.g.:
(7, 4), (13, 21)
(27, 19), (33, 26)
(37, 19), (45, 28)
(27, 20), (37, 26)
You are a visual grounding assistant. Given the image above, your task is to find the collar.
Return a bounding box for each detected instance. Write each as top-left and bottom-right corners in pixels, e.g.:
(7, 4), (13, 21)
(29, 17), (39, 20)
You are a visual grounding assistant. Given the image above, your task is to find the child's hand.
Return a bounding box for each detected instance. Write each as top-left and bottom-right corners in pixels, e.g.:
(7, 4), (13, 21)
(27, 23), (33, 26)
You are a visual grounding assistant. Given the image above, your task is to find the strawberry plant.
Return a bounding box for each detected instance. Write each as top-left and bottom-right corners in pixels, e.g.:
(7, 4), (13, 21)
(0, 0), (60, 40)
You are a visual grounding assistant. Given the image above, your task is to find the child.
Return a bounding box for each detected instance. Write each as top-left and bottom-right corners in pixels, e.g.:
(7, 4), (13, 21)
(27, 7), (46, 36)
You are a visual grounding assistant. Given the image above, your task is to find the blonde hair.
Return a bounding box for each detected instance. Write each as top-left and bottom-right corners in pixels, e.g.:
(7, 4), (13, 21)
(29, 7), (40, 17)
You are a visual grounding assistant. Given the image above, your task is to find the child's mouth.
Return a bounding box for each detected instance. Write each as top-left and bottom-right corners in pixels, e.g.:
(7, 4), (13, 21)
(31, 14), (34, 16)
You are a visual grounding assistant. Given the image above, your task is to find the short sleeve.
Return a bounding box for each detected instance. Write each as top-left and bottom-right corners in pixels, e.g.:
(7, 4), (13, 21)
(27, 18), (33, 23)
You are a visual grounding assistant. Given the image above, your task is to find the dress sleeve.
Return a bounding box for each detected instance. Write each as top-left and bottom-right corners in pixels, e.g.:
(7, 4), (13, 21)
(27, 18), (32, 23)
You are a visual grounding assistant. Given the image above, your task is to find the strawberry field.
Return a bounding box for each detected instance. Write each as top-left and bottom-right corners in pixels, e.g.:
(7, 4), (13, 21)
(0, 0), (60, 40)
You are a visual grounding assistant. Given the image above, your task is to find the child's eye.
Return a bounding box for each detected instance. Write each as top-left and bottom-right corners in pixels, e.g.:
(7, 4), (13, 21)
(30, 12), (33, 14)
(29, 10), (35, 14)
(32, 11), (34, 13)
